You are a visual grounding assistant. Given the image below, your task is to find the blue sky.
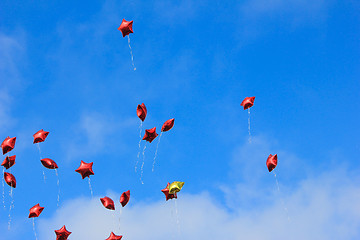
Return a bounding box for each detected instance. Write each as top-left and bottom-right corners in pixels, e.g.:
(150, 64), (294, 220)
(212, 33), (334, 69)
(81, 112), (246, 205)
(0, 0), (360, 239)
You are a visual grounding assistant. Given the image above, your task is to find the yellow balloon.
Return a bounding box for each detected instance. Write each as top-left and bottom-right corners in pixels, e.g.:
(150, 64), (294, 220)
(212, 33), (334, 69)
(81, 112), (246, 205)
(168, 181), (184, 194)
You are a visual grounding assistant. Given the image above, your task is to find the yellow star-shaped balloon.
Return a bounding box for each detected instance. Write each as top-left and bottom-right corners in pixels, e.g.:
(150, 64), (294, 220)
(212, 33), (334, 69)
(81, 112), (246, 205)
(168, 181), (184, 194)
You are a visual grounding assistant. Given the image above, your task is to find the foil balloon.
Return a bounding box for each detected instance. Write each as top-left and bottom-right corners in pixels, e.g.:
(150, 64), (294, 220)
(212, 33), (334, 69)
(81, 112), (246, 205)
(4, 172), (16, 188)
(33, 129), (49, 144)
(240, 97), (255, 110)
(28, 203), (44, 218)
(161, 182), (177, 201)
(75, 160), (94, 179)
(55, 225), (71, 240)
(41, 158), (58, 169)
(168, 181), (184, 194)
(106, 232), (123, 240)
(120, 190), (130, 207)
(1, 155), (16, 169)
(266, 154), (278, 172)
(137, 103), (147, 121)
(161, 118), (175, 132)
(118, 19), (133, 37)
(1, 136), (16, 155)
(142, 127), (158, 143)
(100, 196), (115, 210)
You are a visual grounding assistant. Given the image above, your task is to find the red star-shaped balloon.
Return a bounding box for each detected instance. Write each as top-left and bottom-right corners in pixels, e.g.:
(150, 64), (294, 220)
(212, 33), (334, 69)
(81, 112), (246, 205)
(1, 136), (16, 155)
(161, 183), (177, 201)
(41, 158), (58, 169)
(75, 160), (94, 179)
(55, 225), (71, 240)
(161, 118), (175, 132)
(4, 172), (16, 188)
(100, 196), (115, 210)
(266, 154), (278, 172)
(240, 96), (255, 110)
(1, 155), (16, 169)
(106, 232), (123, 240)
(120, 190), (130, 207)
(142, 127), (158, 143)
(28, 203), (44, 218)
(33, 129), (49, 144)
(137, 103), (147, 121)
(118, 19), (133, 37)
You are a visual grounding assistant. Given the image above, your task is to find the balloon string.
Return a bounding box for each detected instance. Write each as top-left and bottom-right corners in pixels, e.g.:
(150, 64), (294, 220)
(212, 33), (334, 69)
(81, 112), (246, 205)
(248, 108), (251, 143)
(2, 168), (5, 210)
(37, 143), (46, 183)
(8, 186), (14, 230)
(88, 178), (93, 198)
(118, 207), (122, 232)
(174, 199), (181, 236)
(152, 132), (163, 172)
(273, 172), (290, 222)
(127, 35), (136, 71)
(55, 168), (60, 207)
(140, 143), (147, 184)
(33, 218), (38, 240)
(135, 121), (143, 172)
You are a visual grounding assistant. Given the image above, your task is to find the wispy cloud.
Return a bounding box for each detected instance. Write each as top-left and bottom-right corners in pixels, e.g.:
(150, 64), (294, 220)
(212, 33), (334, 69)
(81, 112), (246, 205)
(37, 168), (360, 239)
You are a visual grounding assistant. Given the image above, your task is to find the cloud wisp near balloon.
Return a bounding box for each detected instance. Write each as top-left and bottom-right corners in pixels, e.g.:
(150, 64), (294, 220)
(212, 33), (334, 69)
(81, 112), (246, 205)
(240, 97), (255, 143)
(152, 118), (175, 172)
(118, 19), (136, 70)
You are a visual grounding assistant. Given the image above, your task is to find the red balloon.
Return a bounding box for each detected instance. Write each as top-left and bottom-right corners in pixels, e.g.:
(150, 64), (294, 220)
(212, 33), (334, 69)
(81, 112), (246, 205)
(28, 203), (44, 218)
(4, 172), (16, 188)
(106, 232), (123, 240)
(1, 136), (16, 155)
(33, 129), (49, 144)
(240, 97), (255, 110)
(118, 19), (133, 37)
(161, 182), (177, 201)
(161, 118), (175, 132)
(75, 160), (94, 179)
(120, 190), (130, 207)
(137, 103), (147, 122)
(55, 225), (71, 240)
(266, 154), (278, 172)
(100, 196), (115, 210)
(41, 158), (58, 169)
(1, 155), (16, 169)
(142, 127), (158, 143)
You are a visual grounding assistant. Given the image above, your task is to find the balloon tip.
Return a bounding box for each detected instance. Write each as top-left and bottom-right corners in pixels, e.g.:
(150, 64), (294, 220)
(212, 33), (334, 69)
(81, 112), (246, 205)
(134, 68), (136, 71)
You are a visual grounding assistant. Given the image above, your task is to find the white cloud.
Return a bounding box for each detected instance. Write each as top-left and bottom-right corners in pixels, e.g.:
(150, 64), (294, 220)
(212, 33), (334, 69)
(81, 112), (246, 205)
(37, 167), (360, 240)
(63, 112), (137, 161)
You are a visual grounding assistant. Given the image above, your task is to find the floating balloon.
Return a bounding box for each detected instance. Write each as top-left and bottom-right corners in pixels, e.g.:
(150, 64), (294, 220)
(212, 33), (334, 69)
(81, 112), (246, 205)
(266, 154), (278, 172)
(55, 225), (71, 240)
(1, 155), (15, 169)
(28, 204), (44, 218)
(137, 103), (147, 121)
(4, 172), (16, 188)
(1, 136), (16, 155)
(168, 181), (184, 194)
(75, 160), (94, 179)
(120, 190), (130, 207)
(33, 129), (49, 144)
(118, 19), (133, 37)
(240, 97), (255, 110)
(142, 127), (158, 143)
(41, 158), (58, 169)
(161, 118), (175, 132)
(106, 232), (123, 240)
(100, 196), (115, 210)
(161, 183), (177, 201)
